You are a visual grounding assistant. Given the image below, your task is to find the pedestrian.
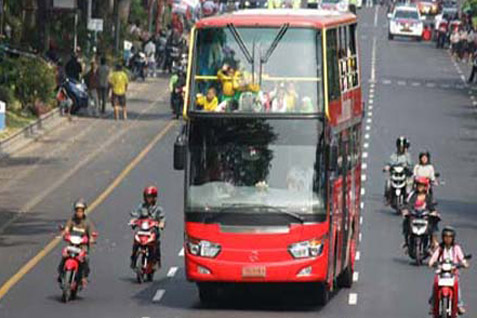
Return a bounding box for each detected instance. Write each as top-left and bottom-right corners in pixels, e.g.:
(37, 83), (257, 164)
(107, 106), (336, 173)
(144, 38), (157, 78)
(467, 48), (477, 83)
(97, 57), (110, 115)
(458, 28), (468, 61)
(65, 52), (82, 81)
(467, 27), (475, 62)
(109, 64), (129, 120)
(85, 61), (100, 117)
(450, 28), (460, 60)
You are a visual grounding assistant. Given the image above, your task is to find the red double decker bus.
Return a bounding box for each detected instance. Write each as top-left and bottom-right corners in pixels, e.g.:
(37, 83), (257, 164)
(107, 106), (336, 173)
(174, 9), (363, 305)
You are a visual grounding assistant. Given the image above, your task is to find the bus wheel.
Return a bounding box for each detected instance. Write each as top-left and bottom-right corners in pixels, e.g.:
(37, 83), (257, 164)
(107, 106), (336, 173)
(198, 283), (218, 306)
(337, 265), (353, 288)
(315, 283), (330, 306)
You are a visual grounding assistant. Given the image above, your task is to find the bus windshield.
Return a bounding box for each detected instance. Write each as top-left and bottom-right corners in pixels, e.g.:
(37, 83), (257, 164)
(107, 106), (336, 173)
(192, 27), (323, 114)
(186, 118), (326, 216)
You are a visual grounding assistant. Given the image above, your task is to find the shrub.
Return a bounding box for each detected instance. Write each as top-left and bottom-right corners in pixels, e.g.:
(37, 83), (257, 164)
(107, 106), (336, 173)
(0, 57), (57, 111)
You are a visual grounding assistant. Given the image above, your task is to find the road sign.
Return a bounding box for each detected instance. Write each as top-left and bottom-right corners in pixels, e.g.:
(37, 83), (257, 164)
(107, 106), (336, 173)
(0, 101), (5, 131)
(53, 0), (77, 9)
(88, 18), (104, 32)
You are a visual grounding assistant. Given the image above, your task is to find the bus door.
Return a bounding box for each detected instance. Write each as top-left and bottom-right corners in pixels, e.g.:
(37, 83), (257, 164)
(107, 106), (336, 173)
(340, 136), (350, 272)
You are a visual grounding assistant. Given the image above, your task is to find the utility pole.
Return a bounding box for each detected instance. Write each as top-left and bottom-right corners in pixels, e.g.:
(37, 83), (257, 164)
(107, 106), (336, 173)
(114, 0), (120, 55)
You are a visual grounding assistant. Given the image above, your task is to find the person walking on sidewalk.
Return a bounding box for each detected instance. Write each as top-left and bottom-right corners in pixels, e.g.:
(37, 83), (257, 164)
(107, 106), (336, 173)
(467, 48), (477, 83)
(98, 57), (110, 115)
(85, 61), (100, 117)
(109, 64), (129, 120)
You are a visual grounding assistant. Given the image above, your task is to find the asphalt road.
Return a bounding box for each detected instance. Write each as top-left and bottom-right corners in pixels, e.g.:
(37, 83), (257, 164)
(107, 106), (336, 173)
(1, 6), (477, 318)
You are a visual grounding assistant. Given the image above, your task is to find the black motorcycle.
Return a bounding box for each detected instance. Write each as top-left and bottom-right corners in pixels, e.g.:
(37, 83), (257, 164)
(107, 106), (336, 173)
(406, 208), (439, 266)
(170, 64), (186, 119)
(389, 164), (411, 213)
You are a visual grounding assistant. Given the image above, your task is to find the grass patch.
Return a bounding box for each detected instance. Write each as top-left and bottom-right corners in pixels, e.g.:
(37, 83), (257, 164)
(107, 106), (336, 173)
(0, 111), (37, 141)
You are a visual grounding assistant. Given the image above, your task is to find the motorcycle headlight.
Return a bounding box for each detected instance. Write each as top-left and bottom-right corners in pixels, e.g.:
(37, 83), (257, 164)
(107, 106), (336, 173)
(186, 236), (221, 258)
(288, 238), (324, 259)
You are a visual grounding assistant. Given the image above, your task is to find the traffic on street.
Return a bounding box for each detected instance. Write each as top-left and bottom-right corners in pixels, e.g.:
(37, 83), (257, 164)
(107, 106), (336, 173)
(0, 1), (476, 318)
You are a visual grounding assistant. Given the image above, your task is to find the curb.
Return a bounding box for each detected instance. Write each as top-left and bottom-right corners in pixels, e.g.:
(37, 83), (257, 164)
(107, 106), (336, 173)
(0, 108), (66, 159)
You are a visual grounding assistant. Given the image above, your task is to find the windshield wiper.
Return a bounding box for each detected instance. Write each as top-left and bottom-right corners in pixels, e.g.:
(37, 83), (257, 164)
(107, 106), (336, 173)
(214, 203), (304, 224)
(259, 23), (289, 86)
(227, 23), (254, 81)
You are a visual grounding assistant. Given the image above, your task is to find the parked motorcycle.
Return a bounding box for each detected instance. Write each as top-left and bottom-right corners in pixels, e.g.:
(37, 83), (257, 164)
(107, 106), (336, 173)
(59, 78), (89, 115)
(431, 255), (472, 318)
(58, 230), (96, 302)
(129, 218), (160, 283)
(389, 164), (411, 213)
(407, 208), (439, 265)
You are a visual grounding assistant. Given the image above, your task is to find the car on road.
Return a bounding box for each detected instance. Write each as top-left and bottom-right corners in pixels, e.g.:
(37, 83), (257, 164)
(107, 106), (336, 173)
(388, 5), (424, 40)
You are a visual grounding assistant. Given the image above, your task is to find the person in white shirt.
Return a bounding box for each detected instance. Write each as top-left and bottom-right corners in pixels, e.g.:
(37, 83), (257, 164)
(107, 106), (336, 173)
(413, 151), (436, 184)
(144, 39), (157, 77)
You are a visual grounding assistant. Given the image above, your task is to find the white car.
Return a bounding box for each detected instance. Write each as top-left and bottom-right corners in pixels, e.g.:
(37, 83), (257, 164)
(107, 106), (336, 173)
(387, 6), (424, 40)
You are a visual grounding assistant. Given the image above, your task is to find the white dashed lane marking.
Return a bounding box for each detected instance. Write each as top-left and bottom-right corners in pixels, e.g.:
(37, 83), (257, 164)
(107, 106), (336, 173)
(152, 289), (166, 302)
(178, 247), (184, 257)
(356, 251), (361, 261)
(348, 293), (358, 305)
(353, 272), (359, 282)
(167, 267), (178, 277)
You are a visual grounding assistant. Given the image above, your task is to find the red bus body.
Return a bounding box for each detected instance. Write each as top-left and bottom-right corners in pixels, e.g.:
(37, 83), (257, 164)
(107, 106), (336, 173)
(180, 9), (363, 300)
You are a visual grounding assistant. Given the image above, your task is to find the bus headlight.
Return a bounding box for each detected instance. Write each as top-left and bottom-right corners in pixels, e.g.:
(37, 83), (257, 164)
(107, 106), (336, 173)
(288, 238), (324, 259)
(186, 236), (221, 258)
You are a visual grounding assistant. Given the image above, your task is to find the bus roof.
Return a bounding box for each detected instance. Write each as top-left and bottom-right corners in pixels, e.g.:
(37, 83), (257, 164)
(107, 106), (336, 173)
(195, 9), (357, 29)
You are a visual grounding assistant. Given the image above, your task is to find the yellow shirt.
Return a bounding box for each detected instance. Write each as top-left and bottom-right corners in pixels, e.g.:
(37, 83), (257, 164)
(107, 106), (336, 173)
(217, 70), (242, 97)
(197, 95), (218, 111)
(109, 71), (129, 95)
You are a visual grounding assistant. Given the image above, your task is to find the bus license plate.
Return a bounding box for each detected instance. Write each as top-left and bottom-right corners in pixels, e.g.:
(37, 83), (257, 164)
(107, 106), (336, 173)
(242, 266), (266, 278)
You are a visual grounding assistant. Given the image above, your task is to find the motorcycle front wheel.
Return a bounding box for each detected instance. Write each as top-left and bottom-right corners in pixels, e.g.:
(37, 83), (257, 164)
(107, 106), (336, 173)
(440, 296), (451, 318)
(61, 270), (74, 303)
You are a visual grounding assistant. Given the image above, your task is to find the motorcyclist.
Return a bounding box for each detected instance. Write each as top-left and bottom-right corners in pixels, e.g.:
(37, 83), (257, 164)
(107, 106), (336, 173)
(58, 199), (96, 285)
(130, 186), (165, 269)
(401, 177), (440, 250)
(383, 136), (413, 205)
(428, 227), (470, 315)
(413, 151), (438, 198)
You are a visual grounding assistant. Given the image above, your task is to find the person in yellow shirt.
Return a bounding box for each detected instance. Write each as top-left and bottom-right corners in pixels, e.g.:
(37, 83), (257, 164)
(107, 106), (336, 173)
(108, 64), (129, 120)
(196, 87), (219, 111)
(217, 64), (242, 101)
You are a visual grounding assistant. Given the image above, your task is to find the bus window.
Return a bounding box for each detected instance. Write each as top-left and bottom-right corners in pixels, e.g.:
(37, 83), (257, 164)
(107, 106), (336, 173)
(326, 29), (340, 101)
(193, 27), (323, 114)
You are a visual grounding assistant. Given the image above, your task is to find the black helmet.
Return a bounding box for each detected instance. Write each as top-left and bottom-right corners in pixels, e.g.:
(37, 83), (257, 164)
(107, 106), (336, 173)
(73, 199), (87, 211)
(396, 136), (410, 149)
(419, 150), (431, 163)
(442, 226), (456, 241)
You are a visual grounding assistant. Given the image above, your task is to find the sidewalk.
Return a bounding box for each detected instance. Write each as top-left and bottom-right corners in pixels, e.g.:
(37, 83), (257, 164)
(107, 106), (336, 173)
(0, 75), (176, 285)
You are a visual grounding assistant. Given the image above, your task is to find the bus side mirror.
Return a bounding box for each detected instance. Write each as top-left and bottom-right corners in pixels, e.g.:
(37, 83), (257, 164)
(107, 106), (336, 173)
(329, 145), (339, 172)
(174, 134), (186, 171)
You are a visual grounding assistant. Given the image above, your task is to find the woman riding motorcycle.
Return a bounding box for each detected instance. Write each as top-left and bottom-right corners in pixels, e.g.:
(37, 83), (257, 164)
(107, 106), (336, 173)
(428, 227), (470, 315)
(58, 199), (96, 285)
(384, 136), (413, 205)
(130, 186), (165, 269)
(414, 151), (437, 184)
(401, 177), (440, 250)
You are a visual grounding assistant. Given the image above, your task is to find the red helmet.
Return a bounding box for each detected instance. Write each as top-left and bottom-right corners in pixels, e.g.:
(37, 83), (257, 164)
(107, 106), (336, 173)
(143, 186), (158, 199)
(415, 177), (430, 187)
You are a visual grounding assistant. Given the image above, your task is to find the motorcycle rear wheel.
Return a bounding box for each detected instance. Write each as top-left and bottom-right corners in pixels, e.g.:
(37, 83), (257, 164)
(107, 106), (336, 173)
(415, 238), (422, 266)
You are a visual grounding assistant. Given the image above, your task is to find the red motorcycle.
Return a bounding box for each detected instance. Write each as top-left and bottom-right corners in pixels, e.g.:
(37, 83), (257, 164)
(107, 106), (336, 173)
(129, 218), (160, 283)
(432, 255), (471, 318)
(59, 231), (97, 303)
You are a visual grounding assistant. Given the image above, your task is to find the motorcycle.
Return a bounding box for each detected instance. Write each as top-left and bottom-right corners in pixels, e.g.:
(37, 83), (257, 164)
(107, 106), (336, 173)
(432, 255), (472, 318)
(58, 78), (89, 115)
(407, 208), (439, 266)
(389, 164), (411, 213)
(58, 230), (97, 303)
(129, 218), (161, 283)
(130, 52), (147, 81)
(155, 32), (169, 71)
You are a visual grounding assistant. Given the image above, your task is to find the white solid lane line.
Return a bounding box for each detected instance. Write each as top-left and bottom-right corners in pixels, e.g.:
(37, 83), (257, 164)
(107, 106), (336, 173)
(353, 272), (359, 282)
(167, 267), (179, 277)
(179, 247), (184, 257)
(152, 289), (166, 302)
(349, 293), (358, 305)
